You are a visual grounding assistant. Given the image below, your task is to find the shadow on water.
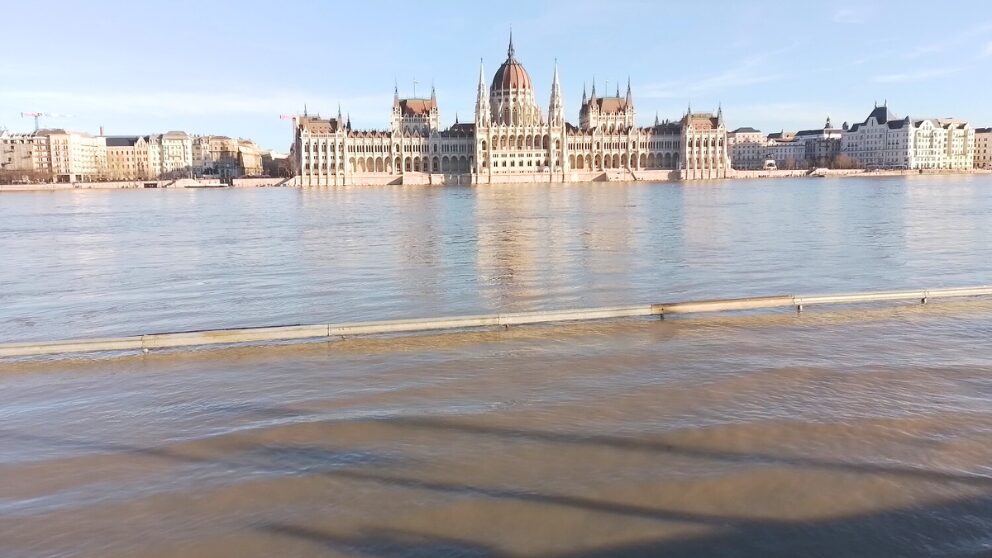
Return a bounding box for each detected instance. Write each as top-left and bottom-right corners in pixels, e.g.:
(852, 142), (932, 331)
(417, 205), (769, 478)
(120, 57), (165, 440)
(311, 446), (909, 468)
(257, 495), (992, 558)
(375, 416), (992, 487)
(6, 413), (992, 556)
(257, 493), (992, 558)
(259, 523), (498, 558)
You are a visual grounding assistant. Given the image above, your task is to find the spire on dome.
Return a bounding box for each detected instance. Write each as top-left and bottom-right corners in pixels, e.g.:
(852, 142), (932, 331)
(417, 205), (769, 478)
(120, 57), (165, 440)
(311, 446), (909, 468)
(507, 28), (515, 60)
(455, 112), (459, 124)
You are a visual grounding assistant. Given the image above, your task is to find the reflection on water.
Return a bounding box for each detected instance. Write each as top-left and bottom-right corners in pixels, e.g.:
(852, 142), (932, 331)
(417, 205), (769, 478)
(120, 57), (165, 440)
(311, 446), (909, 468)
(3, 176), (992, 556)
(2, 175), (991, 343)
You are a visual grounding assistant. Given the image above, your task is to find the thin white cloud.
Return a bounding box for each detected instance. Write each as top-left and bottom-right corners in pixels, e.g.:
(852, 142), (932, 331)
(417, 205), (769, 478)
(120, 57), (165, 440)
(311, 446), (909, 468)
(0, 89), (392, 127)
(832, 6), (874, 24)
(873, 67), (962, 83)
(640, 52), (785, 99)
(728, 102), (851, 131)
(907, 21), (992, 58)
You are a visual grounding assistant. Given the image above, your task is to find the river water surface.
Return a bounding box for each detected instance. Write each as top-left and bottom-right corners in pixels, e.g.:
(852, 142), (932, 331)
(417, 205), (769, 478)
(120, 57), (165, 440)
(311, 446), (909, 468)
(2, 176), (992, 557)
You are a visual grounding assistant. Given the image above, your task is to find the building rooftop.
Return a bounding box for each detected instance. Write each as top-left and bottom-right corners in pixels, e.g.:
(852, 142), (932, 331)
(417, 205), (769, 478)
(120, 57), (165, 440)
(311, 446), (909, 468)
(398, 98), (437, 116)
(105, 136), (140, 147)
(732, 127), (761, 133)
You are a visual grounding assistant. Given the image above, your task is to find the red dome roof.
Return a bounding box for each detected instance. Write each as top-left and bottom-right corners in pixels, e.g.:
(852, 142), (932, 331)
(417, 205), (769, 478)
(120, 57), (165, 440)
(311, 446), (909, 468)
(492, 60), (532, 91)
(491, 32), (532, 91)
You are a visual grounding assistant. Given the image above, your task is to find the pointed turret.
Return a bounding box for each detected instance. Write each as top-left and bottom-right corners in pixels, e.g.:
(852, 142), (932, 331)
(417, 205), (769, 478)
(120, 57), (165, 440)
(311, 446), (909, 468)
(431, 82), (436, 103)
(591, 77), (596, 99)
(654, 112), (659, 127)
(625, 77), (632, 103)
(615, 81), (620, 98)
(346, 113), (351, 130)
(717, 103), (724, 127)
(581, 82), (587, 105)
(303, 103), (308, 117)
(475, 58), (491, 127)
(337, 104), (342, 122)
(548, 59), (564, 127)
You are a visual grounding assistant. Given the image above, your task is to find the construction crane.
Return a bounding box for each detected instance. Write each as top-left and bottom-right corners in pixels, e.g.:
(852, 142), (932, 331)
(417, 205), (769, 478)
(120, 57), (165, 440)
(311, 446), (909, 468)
(20, 112), (70, 132)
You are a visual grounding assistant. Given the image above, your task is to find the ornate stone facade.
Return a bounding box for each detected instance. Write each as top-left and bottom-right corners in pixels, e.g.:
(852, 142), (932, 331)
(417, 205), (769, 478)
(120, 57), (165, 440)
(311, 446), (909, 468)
(293, 34), (730, 186)
(841, 105), (975, 170)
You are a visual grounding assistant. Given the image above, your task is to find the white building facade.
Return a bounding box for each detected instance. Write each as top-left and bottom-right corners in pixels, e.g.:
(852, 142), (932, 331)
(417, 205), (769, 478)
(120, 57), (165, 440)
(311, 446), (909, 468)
(293, 34), (729, 186)
(727, 127), (765, 170)
(842, 105), (975, 170)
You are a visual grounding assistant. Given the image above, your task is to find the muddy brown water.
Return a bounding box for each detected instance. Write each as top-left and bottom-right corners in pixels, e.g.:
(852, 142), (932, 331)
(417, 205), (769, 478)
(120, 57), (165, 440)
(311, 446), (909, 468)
(2, 176), (992, 556)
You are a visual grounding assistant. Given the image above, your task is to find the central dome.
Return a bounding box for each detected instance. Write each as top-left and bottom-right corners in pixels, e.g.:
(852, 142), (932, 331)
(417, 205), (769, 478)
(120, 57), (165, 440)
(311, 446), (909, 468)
(491, 33), (532, 91)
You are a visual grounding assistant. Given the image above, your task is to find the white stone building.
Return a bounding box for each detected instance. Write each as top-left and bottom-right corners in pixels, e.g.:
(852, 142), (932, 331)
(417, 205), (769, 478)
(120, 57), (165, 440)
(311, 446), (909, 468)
(728, 127), (764, 170)
(975, 128), (992, 170)
(842, 105), (975, 170)
(795, 118), (843, 167)
(0, 131), (52, 180)
(293, 34), (729, 186)
(765, 132), (805, 169)
(158, 131), (193, 177)
(40, 130), (107, 182)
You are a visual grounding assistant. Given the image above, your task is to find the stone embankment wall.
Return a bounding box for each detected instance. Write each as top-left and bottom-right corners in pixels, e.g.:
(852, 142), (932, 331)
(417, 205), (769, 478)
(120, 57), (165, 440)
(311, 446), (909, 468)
(231, 177), (297, 188)
(0, 178), (226, 192)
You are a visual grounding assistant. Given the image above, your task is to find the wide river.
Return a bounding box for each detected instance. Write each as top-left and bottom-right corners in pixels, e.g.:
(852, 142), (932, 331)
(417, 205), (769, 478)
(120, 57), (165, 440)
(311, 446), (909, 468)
(2, 176), (992, 557)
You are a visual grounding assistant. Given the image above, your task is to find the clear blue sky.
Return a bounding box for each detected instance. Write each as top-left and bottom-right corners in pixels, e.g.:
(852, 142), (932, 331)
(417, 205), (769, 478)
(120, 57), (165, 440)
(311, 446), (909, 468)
(2, 0), (990, 151)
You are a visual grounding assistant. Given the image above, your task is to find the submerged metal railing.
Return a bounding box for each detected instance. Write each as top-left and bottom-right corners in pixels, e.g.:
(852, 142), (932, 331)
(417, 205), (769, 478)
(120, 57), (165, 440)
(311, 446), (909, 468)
(1, 286), (991, 358)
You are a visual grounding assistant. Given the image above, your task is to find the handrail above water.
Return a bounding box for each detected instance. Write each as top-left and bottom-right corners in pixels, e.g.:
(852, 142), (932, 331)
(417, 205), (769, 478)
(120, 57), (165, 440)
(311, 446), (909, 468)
(2, 286), (991, 358)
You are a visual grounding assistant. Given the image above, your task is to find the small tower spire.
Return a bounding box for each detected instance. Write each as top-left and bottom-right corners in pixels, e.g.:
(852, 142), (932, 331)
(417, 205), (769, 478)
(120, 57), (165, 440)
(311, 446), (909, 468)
(346, 113), (351, 130)
(337, 103), (342, 122)
(825, 115), (832, 129)
(475, 57), (491, 127)
(625, 76), (632, 101)
(654, 111), (659, 127)
(431, 81), (436, 102)
(549, 58), (563, 127)
(582, 82), (587, 105)
(717, 103), (724, 126)
(615, 80), (620, 98)
(591, 77), (596, 98)
(507, 28), (515, 60)
(303, 103), (308, 117)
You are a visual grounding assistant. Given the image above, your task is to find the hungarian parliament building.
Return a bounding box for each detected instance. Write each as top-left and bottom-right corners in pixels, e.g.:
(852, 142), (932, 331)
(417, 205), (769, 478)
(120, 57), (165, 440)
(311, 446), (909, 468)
(292, 34), (730, 186)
